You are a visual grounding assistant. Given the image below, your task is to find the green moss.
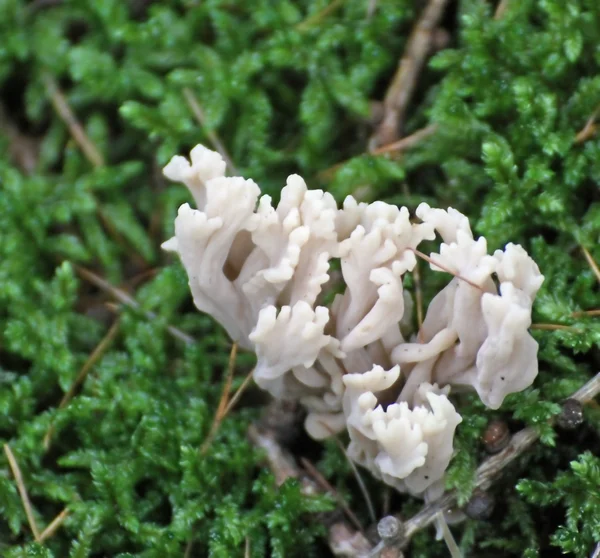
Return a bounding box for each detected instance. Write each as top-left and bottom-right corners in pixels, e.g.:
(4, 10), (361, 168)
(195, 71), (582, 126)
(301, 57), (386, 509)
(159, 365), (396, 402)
(1, 0), (600, 555)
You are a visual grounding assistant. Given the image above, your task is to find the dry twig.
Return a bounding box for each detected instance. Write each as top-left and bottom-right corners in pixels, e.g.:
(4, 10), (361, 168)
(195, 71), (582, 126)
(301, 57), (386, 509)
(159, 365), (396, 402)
(319, 123), (436, 181)
(331, 436), (376, 525)
(200, 343), (238, 454)
(0, 103), (39, 174)
(371, 124), (438, 156)
(248, 419), (372, 556)
(574, 109), (599, 144)
(494, 0), (510, 19)
(301, 457), (364, 532)
(410, 248), (485, 292)
(74, 265), (195, 345)
(572, 309), (600, 318)
(42, 73), (104, 167)
(296, 0), (344, 31)
(413, 260), (424, 340)
(38, 508), (69, 543)
(182, 88), (238, 175)
(223, 367), (256, 416)
(4, 444), (41, 541)
(530, 323), (580, 332)
(582, 246), (600, 284)
(371, 0), (449, 147)
(44, 319), (121, 449)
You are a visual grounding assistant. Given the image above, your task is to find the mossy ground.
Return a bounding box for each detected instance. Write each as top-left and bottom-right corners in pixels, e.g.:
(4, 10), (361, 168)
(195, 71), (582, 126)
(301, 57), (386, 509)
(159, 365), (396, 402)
(1, 1), (600, 556)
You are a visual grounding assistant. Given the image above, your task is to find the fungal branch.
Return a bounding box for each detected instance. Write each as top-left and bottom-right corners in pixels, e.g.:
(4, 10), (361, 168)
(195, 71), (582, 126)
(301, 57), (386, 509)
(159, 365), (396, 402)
(162, 144), (545, 530)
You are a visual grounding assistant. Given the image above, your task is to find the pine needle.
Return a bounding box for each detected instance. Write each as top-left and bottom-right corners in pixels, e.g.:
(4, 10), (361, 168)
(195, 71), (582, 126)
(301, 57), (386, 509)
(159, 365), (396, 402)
(44, 320), (121, 450)
(582, 246), (600, 284)
(200, 343), (238, 455)
(38, 508), (69, 543)
(413, 259), (424, 342)
(182, 87), (238, 175)
(4, 444), (41, 541)
(530, 323), (580, 332)
(42, 72), (104, 167)
(410, 248), (485, 291)
(223, 366), (256, 416)
(74, 265), (195, 345)
(371, 124), (438, 155)
(575, 105), (600, 144)
(321, 430), (376, 526)
(572, 309), (600, 317)
(300, 457), (364, 533)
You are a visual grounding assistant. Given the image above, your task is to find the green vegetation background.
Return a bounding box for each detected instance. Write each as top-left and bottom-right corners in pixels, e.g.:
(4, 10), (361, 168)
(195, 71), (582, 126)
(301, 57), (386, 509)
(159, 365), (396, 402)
(1, 0), (600, 556)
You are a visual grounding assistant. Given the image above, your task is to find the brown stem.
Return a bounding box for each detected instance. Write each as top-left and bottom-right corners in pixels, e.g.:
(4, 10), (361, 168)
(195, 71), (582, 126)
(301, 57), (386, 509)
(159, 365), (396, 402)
(582, 246), (600, 284)
(74, 265), (195, 345)
(42, 73), (104, 167)
(44, 320), (121, 450)
(4, 444), (41, 541)
(371, 0), (449, 147)
(38, 508), (69, 542)
(182, 88), (238, 175)
(248, 418), (373, 557)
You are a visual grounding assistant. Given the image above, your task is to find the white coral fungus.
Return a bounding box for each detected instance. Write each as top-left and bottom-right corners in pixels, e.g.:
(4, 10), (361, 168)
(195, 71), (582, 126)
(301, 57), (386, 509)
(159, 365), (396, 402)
(163, 145), (544, 498)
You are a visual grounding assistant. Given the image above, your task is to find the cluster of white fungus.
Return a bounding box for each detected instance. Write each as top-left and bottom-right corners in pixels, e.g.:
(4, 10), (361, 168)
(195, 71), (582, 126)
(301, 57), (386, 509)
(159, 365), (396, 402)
(163, 145), (544, 499)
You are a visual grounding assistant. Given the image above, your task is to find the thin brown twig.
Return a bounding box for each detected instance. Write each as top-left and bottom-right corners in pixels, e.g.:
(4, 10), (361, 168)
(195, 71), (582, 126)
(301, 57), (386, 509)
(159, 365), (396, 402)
(38, 508), (69, 543)
(248, 422), (372, 557)
(182, 88), (238, 175)
(410, 248), (484, 292)
(371, 0), (449, 147)
(42, 73), (104, 167)
(184, 539), (194, 558)
(4, 444), (41, 541)
(574, 101), (600, 144)
(368, 371), (600, 556)
(300, 457), (364, 533)
(366, 0), (378, 18)
(44, 320), (121, 450)
(413, 260), (424, 341)
(572, 309), (600, 317)
(574, 113), (598, 144)
(582, 246), (600, 284)
(200, 343), (238, 455)
(494, 0), (510, 19)
(319, 123), (436, 182)
(530, 323), (580, 332)
(74, 265), (195, 345)
(331, 436), (377, 526)
(315, 419), (376, 527)
(245, 537), (251, 558)
(296, 0), (345, 31)
(223, 366), (256, 416)
(0, 103), (39, 174)
(371, 124), (438, 156)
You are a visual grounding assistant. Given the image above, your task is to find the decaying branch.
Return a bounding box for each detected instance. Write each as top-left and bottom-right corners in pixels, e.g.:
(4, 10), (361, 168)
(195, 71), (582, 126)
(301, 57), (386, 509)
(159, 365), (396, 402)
(370, 0), (450, 148)
(74, 265), (195, 345)
(42, 73), (104, 167)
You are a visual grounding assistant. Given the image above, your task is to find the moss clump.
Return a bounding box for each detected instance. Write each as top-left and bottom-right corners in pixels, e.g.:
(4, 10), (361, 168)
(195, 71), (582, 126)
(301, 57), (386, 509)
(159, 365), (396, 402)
(1, 0), (599, 556)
